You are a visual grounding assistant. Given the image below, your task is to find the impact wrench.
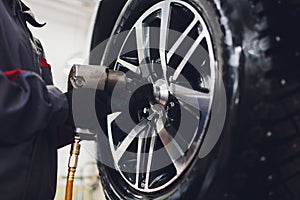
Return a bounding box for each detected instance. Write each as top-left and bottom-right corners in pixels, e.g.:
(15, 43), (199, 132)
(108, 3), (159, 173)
(65, 64), (140, 200)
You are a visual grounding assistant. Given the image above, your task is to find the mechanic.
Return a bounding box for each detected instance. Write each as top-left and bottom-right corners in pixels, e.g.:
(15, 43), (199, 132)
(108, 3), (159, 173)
(0, 0), (75, 199)
(0, 0), (154, 199)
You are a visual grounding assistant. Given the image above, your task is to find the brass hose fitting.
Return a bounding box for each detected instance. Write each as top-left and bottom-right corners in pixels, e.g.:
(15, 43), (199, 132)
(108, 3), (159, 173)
(65, 135), (81, 200)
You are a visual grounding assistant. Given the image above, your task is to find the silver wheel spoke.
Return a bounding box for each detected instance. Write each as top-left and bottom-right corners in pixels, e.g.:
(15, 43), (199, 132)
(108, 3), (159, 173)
(167, 17), (198, 63)
(137, 125), (153, 188)
(117, 58), (141, 74)
(179, 101), (200, 120)
(159, 0), (171, 82)
(108, 113), (152, 163)
(156, 117), (185, 174)
(144, 131), (156, 189)
(135, 23), (151, 78)
(172, 30), (207, 81)
(135, 134), (143, 187)
(169, 83), (210, 111)
(115, 120), (149, 162)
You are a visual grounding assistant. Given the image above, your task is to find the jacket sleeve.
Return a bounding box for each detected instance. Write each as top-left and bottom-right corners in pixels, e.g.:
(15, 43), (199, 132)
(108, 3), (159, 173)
(0, 70), (68, 144)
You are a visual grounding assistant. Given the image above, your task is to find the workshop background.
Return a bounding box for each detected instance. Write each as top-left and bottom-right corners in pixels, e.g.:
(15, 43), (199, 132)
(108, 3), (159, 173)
(23, 0), (104, 199)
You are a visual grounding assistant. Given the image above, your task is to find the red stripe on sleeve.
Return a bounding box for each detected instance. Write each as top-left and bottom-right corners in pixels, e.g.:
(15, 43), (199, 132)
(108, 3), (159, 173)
(4, 69), (25, 81)
(40, 58), (51, 70)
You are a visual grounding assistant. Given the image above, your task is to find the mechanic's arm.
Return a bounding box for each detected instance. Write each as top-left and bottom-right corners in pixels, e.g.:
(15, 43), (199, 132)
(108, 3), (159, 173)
(0, 69), (68, 144)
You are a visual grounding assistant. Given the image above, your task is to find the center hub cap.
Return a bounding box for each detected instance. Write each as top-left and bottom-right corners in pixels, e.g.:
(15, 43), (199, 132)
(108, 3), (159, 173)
(153, 79), (169, 106)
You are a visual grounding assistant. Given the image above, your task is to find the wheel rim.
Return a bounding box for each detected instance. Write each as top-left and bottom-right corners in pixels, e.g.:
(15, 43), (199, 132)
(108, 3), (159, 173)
(105, 0), (216, 193)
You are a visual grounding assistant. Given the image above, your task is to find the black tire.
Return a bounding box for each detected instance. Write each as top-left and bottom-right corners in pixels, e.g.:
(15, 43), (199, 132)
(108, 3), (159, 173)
(90, 0), (300, 199)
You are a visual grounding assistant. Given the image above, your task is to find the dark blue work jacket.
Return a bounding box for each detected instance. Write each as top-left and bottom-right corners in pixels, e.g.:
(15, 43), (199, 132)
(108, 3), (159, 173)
(0, 0), (69, 199)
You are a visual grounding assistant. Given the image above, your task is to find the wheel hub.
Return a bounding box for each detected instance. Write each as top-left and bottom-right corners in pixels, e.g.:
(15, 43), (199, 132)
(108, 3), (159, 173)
(153, 79), (169, 106)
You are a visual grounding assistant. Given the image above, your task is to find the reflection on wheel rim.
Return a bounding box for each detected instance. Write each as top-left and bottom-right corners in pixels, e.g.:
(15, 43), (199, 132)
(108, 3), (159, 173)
(106, 0), (216, 193)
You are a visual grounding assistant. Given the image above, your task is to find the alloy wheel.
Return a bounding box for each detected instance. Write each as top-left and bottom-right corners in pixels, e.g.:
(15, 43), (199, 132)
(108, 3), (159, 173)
(106, 0), (216, 193)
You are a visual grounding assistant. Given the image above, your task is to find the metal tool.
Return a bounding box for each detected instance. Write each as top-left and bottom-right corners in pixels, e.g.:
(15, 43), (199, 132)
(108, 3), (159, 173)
(65, 135), (81, 200)
(69, 64), (129, 93)
(64, 64), (134, 200)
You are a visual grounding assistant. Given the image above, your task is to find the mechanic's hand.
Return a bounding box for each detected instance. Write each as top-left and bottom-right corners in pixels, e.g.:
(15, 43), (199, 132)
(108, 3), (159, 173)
(64, 89), (75, 128)
(57, 90), (75, 149)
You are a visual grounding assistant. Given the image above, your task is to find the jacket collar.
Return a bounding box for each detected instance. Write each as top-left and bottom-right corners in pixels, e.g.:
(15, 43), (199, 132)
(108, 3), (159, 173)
(10, 0), (21, 16)
(8, 0), (46, 27)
